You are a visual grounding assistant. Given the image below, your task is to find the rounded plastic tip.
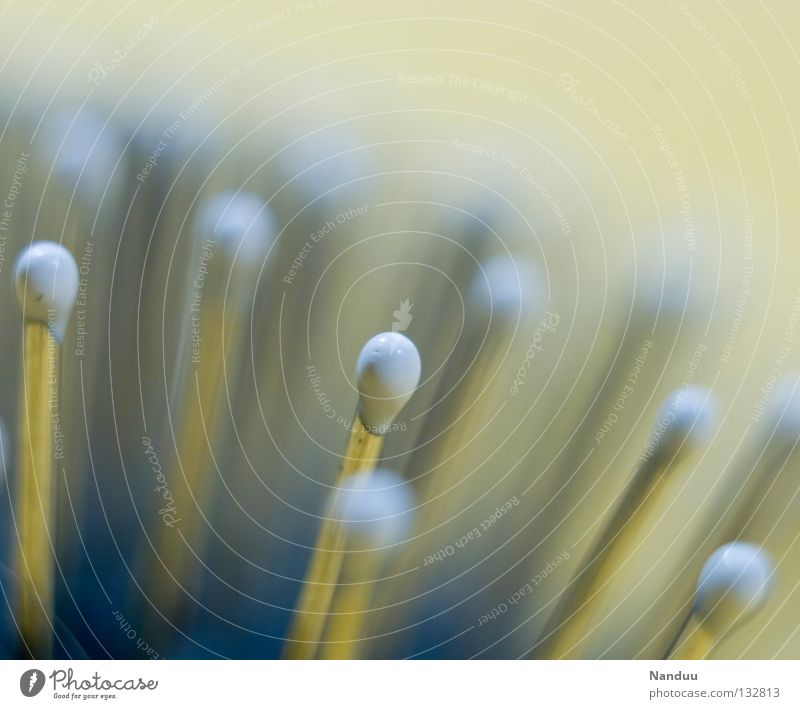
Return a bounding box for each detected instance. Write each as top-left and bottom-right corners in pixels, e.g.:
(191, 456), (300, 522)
(467, 255), (545, 328)
(14, 241), (79, 343)
(355, 332), (421, 434)
(644, 386), (719, 463)
(694, 542), (773, 634)
(43, 109), (121, 202)
(193, 191), (277, 271)
(332, 468), (416, 549)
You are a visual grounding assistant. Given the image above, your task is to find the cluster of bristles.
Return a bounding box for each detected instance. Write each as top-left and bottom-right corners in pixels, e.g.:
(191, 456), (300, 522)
(1, 221), (791, 660)
(0, 108), (795, 661)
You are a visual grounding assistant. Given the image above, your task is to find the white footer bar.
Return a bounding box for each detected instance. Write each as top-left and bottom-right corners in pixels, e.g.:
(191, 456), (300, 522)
(1, 660), (797, 708)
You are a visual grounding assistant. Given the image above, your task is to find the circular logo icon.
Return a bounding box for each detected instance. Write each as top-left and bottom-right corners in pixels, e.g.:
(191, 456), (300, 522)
(20, 670), (44, 698)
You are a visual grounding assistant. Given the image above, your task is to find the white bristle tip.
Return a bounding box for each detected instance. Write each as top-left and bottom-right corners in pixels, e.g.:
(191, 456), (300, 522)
(355, 332), (421, 434)
(193, 191), (277, 268)
(44, 109), (121, 201)
(468, 255), (544, 326)
(14, 241), (79, 342)
(647, 386), (719, 461)
(332, 469), (416, 548)
(695, 542), (773, 633)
